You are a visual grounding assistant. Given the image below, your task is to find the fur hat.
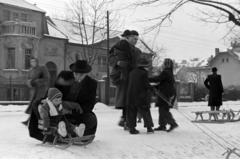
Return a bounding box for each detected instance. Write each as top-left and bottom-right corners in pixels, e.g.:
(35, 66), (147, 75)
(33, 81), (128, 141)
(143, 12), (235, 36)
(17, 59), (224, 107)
(47, 88), (62, 101)
(121, 30), (132, 37)
(138, 58), (150, 67)
(163, 58), (174, 68)
(212, 67), (217, 72)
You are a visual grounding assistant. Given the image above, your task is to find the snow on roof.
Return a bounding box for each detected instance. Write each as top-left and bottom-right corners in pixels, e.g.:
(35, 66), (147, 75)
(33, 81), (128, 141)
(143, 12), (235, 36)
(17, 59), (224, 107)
(46, 21), (67, 39)
(49, 18), (120, 45)
(0, 0), (45, 13)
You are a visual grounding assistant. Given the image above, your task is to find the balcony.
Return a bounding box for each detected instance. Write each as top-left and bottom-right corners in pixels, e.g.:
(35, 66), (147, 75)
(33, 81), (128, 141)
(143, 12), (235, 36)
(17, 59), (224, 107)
(0, 20), (37, 37)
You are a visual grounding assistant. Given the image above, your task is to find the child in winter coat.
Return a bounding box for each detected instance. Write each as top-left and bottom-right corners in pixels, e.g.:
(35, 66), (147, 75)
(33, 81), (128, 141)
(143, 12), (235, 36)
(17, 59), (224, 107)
(126, 58), (156, 134)
(38, 87), (85, 137)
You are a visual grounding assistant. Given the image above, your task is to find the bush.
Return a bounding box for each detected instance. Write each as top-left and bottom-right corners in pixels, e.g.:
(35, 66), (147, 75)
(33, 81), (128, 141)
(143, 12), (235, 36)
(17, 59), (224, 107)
(223, 86), (240, 101)
(193, 85), (208, 101)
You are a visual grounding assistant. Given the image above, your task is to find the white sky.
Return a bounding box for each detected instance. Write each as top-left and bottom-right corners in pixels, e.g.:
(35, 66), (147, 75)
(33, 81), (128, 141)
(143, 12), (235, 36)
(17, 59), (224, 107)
(25, 0), (230, 62)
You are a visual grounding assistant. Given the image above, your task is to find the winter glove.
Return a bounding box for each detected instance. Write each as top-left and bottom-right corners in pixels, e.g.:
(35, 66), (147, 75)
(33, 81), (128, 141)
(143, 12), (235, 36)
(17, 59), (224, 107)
(62, 101), (83, 114)
(61, 107), (72, 115)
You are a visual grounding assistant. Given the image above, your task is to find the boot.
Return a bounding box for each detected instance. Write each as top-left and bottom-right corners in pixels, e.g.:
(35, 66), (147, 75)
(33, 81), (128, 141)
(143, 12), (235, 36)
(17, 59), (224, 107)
(147, 127), (154, 134)
(118, 117), (125, 127)
(57, 121), (67, 137)
(154, 125), (167, 131)
(129, 128), (140, 134)
(167, 123), (179, 132)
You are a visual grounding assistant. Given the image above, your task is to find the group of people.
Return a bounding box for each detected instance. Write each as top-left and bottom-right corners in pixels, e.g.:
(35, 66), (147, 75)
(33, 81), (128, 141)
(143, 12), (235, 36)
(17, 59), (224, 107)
(23, 57), (98, 141)
(108, 30), (179, 134)
(22, 28), (223, 143)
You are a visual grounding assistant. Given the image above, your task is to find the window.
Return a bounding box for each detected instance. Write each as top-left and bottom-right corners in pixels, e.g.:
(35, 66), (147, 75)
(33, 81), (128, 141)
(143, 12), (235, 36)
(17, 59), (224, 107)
(13, 12), (19, 21)
(20, 13), (27, 22)
(226, 58), (229, 62)
(6, 48), (15, 69)
(25, 49), (32, 69)
(3, 10), (10, 21)
(98, 56), (107, 72)
(222, 58), (224, 62)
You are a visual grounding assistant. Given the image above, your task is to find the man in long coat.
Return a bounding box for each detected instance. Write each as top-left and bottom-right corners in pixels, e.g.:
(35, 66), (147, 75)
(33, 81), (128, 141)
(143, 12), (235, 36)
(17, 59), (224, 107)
(22, 57), (50, 125)
(204, 67), (224, 111)
(112, 30), (142, 128)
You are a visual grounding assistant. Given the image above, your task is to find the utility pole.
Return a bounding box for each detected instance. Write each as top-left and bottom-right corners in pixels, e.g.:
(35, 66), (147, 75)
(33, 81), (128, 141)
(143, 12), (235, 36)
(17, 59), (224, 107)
(106, 11), (110, 105)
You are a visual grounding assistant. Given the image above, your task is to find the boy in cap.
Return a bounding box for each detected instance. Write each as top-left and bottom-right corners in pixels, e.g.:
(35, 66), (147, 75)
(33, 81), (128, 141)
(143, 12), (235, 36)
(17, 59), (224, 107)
(38, 87), (85, 137)
(126, 58), (156, 134)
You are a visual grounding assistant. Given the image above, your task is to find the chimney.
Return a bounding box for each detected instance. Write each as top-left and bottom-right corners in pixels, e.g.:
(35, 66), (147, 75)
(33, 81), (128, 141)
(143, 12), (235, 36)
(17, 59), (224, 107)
(215, 48), (219, 56)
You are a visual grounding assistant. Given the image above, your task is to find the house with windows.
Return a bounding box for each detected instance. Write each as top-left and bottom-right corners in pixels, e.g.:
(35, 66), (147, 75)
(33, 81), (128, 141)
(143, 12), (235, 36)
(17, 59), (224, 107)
(0, 0), (153, 101)
(208, 47), (240, 88)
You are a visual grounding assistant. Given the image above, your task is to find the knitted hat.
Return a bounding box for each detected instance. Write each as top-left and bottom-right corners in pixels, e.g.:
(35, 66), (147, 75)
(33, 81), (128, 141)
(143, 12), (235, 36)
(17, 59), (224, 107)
(163, 58), (174, 68)
(47, 88), (63, 101)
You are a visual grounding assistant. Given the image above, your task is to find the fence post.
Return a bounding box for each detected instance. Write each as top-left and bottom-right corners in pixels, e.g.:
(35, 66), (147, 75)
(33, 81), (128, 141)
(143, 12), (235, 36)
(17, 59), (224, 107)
(188, 81), (194, 102)
(175, 80), (180, 101)
(9, 75), (12, 101)
(98, 79), (106, 104)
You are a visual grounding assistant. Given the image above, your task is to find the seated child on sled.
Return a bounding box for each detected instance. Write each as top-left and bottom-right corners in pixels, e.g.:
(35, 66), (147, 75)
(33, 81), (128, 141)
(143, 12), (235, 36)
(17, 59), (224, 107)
(38, 88), (85, 138)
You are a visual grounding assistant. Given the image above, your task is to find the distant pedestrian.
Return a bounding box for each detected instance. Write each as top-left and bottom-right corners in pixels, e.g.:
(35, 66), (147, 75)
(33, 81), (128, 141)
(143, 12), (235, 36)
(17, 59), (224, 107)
(22, 57), (50, 126)
(126, 58), (155, 134)
(204, 67), (224, 111)
(149, 58), (178, 132)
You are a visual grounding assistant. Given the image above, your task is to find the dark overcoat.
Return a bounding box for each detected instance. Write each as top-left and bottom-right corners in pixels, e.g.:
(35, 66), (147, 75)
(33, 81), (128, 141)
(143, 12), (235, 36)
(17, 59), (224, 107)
(127, 67), (154, 107)
(149, 68), (176, 108)
(114, 45), (142, 109)
(25, 65), (50, 114)
(204, 74), (224, 106)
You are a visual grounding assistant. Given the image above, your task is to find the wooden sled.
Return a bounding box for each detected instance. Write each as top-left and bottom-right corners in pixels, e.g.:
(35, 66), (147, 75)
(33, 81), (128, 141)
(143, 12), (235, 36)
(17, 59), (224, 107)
(39, 120), (95, 149)
(191, 109), (240, 123)
(191, 120), (226, 124)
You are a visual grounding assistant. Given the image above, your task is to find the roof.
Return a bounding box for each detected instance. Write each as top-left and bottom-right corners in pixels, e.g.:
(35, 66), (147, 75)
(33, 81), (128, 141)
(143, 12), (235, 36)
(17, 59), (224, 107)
(48, 18), (120, 45)
(47, 18), (153, 54)
(209, 49), (240, 66)
(0, 0), (45, 13)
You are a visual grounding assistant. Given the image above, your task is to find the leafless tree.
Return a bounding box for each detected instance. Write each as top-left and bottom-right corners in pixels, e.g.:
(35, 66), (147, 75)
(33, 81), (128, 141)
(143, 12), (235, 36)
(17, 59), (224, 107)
(131, 0), (240, 39)
(56, 0), (122, 66)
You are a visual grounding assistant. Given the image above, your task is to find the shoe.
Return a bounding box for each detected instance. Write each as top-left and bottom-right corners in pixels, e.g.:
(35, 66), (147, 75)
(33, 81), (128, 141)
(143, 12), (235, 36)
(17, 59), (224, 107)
(118, 118), (125, 127)
(154, 126), (166, 131)
(58, 121), (67, 137)
(147, 127), (154, 134)
(74, 123), (85, 137)
(129, 128), (140, 134)
(167, 123), (179, 132)
(22, 121), (28, 126)
(124, 125), (130, 131)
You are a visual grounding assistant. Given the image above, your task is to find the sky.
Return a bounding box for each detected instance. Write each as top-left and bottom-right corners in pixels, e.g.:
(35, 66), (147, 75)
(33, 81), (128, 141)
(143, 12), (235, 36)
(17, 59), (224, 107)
(24, 0), (231, 62)
(1, 102), (240, 159)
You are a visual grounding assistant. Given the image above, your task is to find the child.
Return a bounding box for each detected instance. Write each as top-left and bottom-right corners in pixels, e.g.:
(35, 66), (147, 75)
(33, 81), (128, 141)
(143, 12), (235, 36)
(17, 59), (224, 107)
(108, 29), (134, 85)
(126, 58), (156, 134)
(38, 88), (85, 137)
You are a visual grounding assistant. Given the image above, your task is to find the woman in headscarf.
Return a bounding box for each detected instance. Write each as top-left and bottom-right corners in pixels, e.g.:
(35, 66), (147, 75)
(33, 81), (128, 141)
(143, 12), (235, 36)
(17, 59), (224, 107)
(149, 58), (178, 132)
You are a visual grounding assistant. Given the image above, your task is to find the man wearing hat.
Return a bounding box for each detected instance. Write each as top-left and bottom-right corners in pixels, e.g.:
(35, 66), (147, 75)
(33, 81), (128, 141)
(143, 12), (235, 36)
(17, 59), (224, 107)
(204, 67), (224, 111)
(126, 58), (156, 134)
(108, 29), (136, 129)
(54, 60), (98, 137)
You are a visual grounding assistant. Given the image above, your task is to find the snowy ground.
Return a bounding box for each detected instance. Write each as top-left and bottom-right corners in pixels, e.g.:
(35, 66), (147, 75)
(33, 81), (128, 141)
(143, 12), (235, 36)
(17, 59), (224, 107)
(0, 101), (240, 159)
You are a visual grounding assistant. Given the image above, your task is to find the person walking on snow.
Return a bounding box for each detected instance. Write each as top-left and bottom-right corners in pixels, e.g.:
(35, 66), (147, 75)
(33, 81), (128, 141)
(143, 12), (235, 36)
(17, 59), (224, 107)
(149, 58), (178, 132)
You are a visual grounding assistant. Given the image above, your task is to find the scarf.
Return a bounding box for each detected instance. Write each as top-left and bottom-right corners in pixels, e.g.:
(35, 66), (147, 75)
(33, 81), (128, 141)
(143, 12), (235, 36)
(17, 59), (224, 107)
(46, 98), (62, 116)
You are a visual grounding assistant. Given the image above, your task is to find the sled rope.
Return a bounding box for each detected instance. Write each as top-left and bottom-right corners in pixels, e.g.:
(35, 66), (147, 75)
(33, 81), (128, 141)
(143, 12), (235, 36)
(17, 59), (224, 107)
(156, 92), (239, 153)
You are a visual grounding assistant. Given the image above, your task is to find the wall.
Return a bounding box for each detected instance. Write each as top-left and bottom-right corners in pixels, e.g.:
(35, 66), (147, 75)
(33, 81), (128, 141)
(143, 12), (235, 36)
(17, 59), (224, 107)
(211, 53), (240, 87)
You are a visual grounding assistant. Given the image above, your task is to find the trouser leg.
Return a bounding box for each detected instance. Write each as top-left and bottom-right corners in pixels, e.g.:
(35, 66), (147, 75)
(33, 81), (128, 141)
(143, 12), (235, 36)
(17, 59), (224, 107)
(138, 107), (154, 128)
(159, 107), (176, 125)
(126, 105), (138, 129)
